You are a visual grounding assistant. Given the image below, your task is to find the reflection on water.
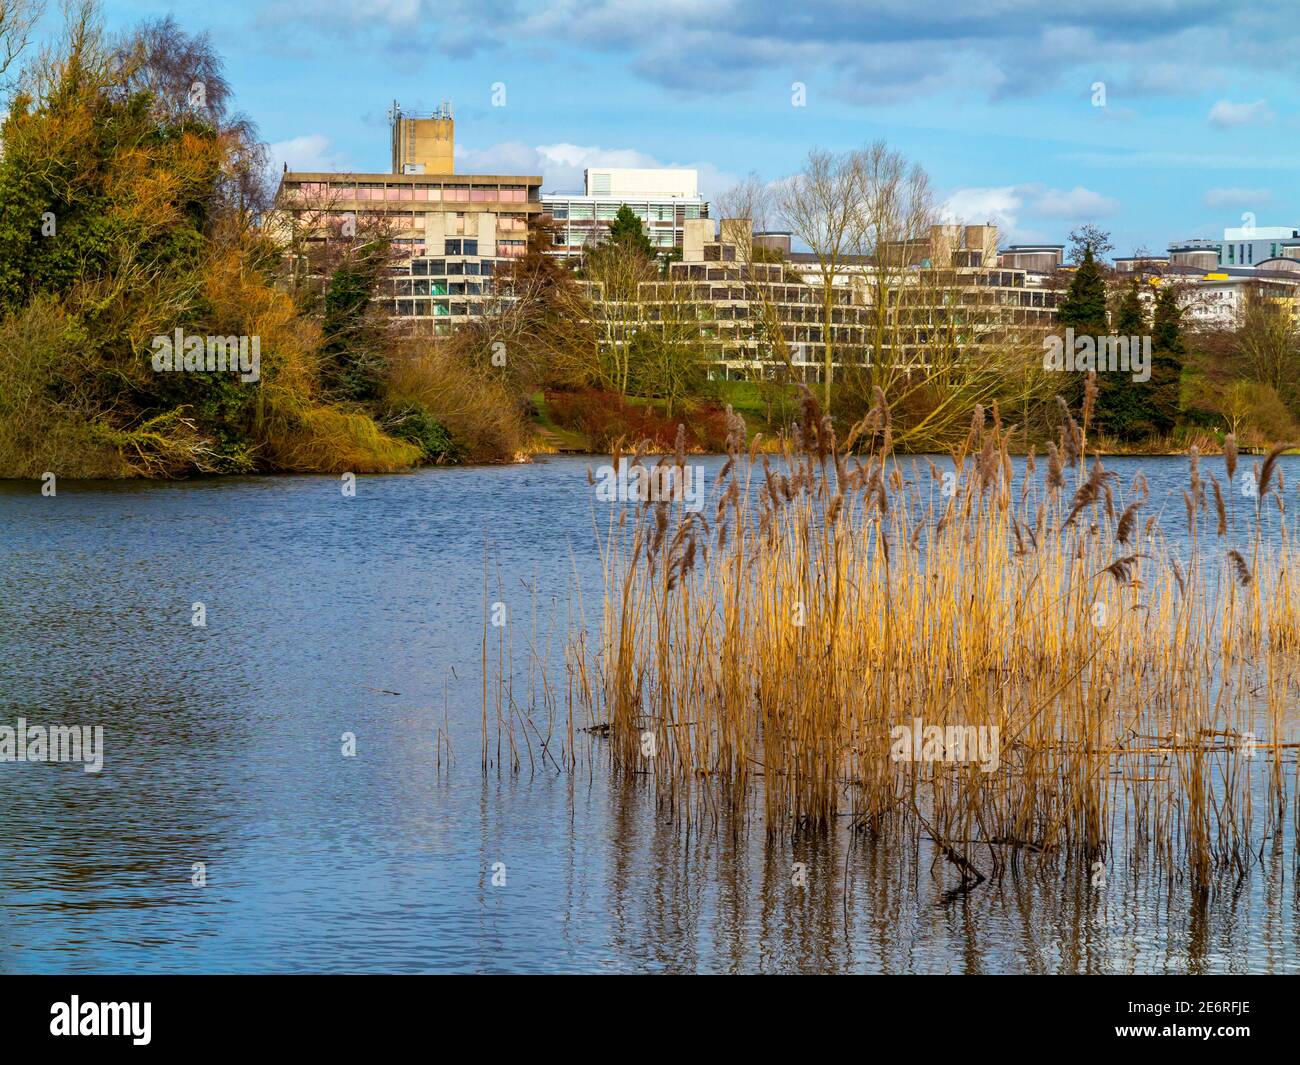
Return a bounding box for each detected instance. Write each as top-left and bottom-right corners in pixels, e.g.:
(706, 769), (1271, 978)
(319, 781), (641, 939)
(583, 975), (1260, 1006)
(1, 455), (1298, 973)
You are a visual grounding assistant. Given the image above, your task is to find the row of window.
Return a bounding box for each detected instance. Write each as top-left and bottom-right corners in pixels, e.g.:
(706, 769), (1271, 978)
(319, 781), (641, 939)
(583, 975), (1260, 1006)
(558, 228), (678, 248)
(545, 202), (703, 222)
(390, 300), (483, 317)
(292, 183), (532, 203)
(392, 280), (484, 296)
(410, 257), (495, 277)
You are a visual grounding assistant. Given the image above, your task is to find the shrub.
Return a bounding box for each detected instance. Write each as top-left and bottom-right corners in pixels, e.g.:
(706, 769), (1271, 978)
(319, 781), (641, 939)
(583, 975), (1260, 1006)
(383, 404), (464, 464)
(384, 340), (527, 463)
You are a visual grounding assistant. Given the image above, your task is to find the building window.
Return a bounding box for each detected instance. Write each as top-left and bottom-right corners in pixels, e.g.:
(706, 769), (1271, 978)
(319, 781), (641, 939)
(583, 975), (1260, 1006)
(463, 239), (478, 255)
(445, 239), (462, 255)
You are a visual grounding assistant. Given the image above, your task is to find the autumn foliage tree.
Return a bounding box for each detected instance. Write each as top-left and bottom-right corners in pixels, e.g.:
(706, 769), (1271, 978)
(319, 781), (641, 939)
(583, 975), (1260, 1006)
(0, 3), (416, 476)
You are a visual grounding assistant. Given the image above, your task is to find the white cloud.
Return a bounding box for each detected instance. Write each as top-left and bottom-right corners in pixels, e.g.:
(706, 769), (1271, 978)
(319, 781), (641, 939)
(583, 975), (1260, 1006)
(941, 183), (1119, 240)
(268, 134), (351, 173)
(1031, 185), (1120, 218)
(940, 186), (1024, 232)
(1207, 99), (1274, 128)
(1203, 186), (1273, 209)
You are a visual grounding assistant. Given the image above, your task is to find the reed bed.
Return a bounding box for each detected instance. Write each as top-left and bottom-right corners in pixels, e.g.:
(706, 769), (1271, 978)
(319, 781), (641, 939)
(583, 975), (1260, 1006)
(487, 387), (1300, 887)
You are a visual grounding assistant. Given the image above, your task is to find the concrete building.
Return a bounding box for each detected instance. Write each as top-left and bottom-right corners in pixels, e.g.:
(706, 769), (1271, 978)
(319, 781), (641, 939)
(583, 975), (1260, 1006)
(998, 244), (1064, 274)
(542, 168), (707, 256)
(582, 220), (1060, 381)
(275, 104), (543, 332)
(390, 102), (454, 176)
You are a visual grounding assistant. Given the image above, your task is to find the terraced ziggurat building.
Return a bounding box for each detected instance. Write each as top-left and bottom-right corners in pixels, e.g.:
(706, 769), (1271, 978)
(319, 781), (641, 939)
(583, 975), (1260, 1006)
(576, 219), (1062, 382)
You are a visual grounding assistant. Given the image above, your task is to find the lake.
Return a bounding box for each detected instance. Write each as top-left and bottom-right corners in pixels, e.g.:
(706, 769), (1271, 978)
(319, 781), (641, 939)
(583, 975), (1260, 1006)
(2, 454), (1298, 973)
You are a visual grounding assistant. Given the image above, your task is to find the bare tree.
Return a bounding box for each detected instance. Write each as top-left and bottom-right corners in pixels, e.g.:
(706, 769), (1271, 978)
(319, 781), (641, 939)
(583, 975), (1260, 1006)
(565, 237), (659, 394)
(845, 140), (938, 407)
(0, 0), (44, 88)
(776, 148), (863, 409)
(715, 173), (801, 419)
(1237, 282), (1300, 398)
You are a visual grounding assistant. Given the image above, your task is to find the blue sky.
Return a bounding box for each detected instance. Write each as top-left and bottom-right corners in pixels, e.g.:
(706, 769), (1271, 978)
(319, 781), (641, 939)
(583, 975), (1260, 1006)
(46, 0), (1300, 254)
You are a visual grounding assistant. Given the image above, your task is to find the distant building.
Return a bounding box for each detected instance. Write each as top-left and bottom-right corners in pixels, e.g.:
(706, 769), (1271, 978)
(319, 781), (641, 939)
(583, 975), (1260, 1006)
(998, 244), (1065, 274)
(542, 168), (708, 257)
(1156, 268), (1300, 329)
(1168, 226), (1300, 271)
(274, 103), (543, 332)
(1114, 255), (1170, 275)
(580, 220), (1060, 381)
(754, 231), (793, 256)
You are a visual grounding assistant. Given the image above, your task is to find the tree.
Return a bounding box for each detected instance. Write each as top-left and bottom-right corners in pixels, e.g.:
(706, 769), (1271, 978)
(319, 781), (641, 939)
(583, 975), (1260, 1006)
(777, 147), (863, 409)
(627, 300), (709, 418)
(468, 213), (595, 392)
(606, 204), (653, 258)
(1146, 285), (1184, 435)
(0, 4), (416, 477)
(843, 140), (937, 424)
(1058, 248), (1110, 335)
(1094, 279), (1150, 440)
(715, 173), (799, 425)
(1054, 247), (1109, 410)
(573, 236), (659, 393)
(0, 0), (43, 88)
(1068, 224), (1114, 266)
(1185, 377), (1298, 446)
(319, 238), (391, 402)
(1237, 283), (1300, 404)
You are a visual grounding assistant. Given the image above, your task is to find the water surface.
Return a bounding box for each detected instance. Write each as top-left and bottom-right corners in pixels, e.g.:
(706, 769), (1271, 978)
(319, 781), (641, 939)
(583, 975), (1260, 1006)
(2, 454), (1298, 973)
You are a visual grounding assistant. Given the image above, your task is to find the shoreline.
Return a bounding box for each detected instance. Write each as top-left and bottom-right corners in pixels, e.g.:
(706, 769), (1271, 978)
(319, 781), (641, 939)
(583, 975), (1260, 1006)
(2, 444), (1287, 482)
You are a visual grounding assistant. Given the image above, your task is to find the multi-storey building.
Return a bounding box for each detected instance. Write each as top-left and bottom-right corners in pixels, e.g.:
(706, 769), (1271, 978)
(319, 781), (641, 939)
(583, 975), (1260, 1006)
(1147, 266), (1300, 329)
(582, 220), (1060, 381)
(275, 104), (543, 332)
(542, 168), (708, 257)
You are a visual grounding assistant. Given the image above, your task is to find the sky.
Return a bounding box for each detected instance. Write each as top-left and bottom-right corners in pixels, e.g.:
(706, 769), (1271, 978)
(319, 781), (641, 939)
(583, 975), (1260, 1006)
(37, 0), (1300, 255)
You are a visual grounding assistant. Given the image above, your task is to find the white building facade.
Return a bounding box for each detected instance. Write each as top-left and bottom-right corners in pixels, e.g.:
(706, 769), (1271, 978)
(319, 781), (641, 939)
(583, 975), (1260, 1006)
(542, 168), (708, 257)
